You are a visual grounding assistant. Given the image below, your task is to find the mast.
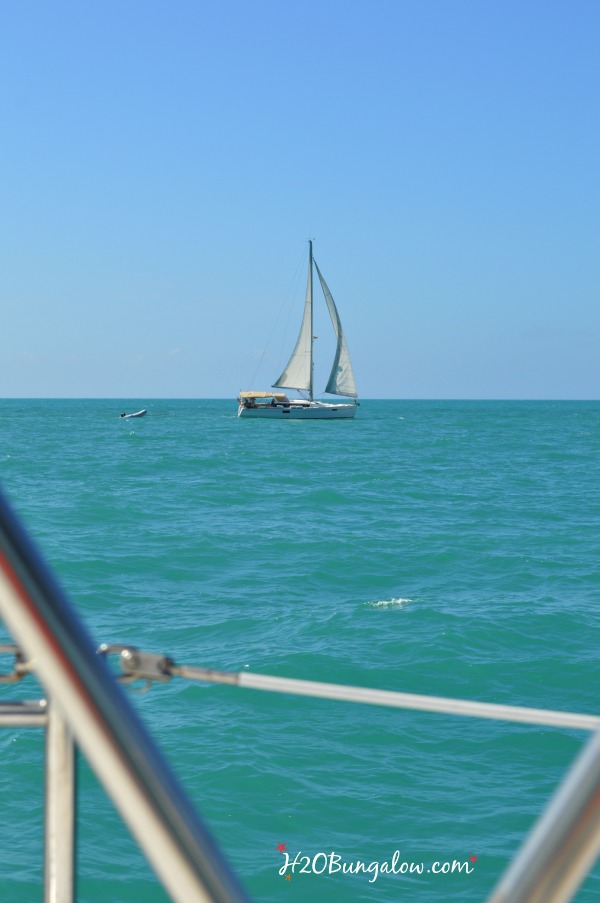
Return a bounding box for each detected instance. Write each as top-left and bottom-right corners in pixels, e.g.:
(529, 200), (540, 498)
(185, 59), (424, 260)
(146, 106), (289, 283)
(309, 239), (314, 402)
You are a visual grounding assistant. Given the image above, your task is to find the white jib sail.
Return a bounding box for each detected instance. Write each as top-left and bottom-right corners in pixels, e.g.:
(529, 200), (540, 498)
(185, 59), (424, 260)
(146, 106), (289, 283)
(315, 262), (357, 398)
(272, 260), (313, 392)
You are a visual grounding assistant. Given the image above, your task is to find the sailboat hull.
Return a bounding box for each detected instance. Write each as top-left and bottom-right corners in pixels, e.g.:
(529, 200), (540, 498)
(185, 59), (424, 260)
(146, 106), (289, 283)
(238, 401), (356, 420)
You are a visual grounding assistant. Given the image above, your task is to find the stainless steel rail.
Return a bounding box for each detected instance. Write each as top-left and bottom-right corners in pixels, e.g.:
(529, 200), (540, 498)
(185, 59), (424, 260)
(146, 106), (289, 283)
(45, 704), (75, 903)
(0, 700), (47, 726)
(487, 726), (600, 903)
(1, 478), (600, 903)
(0, 486), (248, 903)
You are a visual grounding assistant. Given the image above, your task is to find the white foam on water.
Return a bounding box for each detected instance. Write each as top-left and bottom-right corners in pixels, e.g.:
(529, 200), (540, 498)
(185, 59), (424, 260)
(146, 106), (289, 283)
(366, 597), (412, 610)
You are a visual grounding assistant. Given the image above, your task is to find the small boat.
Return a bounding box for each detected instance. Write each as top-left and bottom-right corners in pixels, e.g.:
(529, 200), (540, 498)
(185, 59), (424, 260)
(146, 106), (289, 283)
(238, 241), (358, 419)
(120, 410), (147, 419)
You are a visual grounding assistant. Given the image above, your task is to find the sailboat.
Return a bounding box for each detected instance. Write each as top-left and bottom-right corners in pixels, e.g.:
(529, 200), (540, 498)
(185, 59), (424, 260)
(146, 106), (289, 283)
(238, 241), (358, 419)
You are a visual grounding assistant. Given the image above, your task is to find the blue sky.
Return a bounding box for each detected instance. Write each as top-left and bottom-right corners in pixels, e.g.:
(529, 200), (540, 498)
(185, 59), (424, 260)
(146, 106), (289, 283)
(1, 0), (599, 399)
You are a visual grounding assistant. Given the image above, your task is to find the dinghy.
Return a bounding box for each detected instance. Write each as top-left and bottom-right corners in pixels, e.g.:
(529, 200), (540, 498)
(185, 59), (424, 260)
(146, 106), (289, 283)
(120, 410), (147, 419)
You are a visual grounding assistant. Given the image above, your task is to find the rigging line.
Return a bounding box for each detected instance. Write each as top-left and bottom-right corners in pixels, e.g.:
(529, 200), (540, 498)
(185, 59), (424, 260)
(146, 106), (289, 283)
(275, 245), (309, 370)
(168, 665), (600, 733)
(246, 246), (308, 389)
(104, 646), (599, 732)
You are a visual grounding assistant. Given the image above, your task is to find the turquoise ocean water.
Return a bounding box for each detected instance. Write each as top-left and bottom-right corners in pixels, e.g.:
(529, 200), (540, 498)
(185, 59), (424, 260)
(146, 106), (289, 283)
(0, 398), (599, 902)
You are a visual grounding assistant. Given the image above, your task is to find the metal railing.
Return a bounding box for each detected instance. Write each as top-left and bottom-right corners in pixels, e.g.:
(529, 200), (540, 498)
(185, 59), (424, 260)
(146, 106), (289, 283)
(0, 487), (248, 903)
(0, 482), (599, 902)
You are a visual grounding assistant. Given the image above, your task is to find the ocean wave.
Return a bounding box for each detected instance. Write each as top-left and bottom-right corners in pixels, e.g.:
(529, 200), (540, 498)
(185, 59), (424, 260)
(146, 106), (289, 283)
(366, 597), (412, 609)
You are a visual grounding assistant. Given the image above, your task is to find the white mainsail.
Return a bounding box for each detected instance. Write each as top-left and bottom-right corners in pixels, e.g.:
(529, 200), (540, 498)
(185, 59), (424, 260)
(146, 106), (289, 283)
(272, 260), (313, 393)
(315, 261), (357, 398)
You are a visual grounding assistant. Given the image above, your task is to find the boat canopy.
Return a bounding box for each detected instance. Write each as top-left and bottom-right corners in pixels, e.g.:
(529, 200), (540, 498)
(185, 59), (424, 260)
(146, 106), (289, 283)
(239, 391), (289, 401)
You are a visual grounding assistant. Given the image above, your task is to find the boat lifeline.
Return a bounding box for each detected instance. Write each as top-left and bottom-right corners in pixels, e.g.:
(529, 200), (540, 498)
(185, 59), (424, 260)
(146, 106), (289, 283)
(238, 241), (358, 419)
